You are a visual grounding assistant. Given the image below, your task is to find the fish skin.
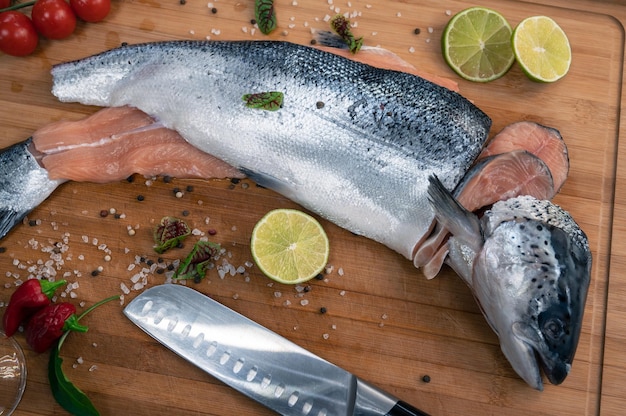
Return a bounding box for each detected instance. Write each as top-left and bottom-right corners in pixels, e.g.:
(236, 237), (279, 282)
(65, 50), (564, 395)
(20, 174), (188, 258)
(49, 40), (492, 259)
(0, 139), (65, 239)
(427, 176), (591, 390)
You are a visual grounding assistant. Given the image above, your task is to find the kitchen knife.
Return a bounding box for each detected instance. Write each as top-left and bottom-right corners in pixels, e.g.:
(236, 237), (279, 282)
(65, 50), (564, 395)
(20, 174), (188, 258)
(123, 284), (430, 416)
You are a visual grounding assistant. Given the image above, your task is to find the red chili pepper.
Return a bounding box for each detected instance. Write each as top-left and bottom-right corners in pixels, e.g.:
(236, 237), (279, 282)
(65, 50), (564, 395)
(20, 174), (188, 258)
(2, 279), (67, 337)
(25, 302), (88, 353)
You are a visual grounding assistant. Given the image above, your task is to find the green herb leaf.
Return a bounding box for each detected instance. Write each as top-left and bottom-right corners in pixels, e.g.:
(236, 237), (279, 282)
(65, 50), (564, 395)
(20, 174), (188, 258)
(243, 91), (284, 111)
(255, 0), (277, 35)
(174, 240), (221, 281)
(153, 216), (191, 254)
(330, 14), (363, 54)
(49, 339), (100, 416)
(47, 295), (119, 416)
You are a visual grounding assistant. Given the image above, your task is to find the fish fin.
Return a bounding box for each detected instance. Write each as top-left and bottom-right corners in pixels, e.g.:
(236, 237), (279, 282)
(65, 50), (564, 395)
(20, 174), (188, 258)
(0, 138), (64, 240)
(313, 30), (351, 50)
(427, 175), (482, 252)
(312, 31), (460, 92)
(239, 168), (294, 196)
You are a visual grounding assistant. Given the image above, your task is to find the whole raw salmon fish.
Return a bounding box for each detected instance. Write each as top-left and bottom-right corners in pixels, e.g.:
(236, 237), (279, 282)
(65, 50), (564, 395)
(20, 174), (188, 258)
(48, 40), (491, 260)
(0, 40), (590, 391)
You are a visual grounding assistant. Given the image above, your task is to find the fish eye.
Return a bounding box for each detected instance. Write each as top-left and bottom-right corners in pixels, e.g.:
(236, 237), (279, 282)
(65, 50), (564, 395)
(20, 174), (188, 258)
(542, 317), (566, 342)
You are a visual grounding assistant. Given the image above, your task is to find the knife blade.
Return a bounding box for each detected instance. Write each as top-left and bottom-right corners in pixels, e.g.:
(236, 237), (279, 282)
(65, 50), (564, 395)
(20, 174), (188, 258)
(123, 284), (430, 416)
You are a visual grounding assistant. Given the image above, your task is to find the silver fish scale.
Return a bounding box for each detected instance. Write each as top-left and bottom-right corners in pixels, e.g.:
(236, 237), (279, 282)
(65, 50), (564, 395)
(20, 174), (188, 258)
(51, 40), (491, 259)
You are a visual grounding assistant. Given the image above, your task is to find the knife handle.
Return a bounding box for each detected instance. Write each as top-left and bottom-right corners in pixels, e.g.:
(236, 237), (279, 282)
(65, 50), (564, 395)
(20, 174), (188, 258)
(386, 400), (430, 416)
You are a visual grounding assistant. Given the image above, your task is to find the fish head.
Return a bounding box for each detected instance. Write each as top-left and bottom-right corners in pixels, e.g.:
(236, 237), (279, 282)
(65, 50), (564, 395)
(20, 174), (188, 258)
(469, 197), (591, 390)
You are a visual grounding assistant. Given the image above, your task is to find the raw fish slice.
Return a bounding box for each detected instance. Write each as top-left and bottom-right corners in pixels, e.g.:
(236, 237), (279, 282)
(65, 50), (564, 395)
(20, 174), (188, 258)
(33, 106), (155, 153)
(479, 121), (568, 192)
(33, 107), (244, 182)
(414, 151), (554, 271)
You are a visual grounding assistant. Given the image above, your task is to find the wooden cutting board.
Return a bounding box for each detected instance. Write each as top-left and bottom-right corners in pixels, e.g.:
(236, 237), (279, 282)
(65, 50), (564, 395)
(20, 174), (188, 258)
(1, 0), (624, 415)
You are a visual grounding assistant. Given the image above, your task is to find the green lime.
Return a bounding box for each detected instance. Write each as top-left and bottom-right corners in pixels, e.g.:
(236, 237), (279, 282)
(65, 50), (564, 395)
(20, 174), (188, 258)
(512, 16), (571, 82)
(442, 7), (515, 82)
(251, 209), (329, 284)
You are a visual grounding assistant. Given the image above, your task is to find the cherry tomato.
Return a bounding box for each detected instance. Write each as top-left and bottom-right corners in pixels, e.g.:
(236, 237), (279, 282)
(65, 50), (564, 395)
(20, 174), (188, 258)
(70, 0), (110, 23)
(31, 0), (76, 40)
(0, 0), (12, 9)
(0, 11), (38, 56)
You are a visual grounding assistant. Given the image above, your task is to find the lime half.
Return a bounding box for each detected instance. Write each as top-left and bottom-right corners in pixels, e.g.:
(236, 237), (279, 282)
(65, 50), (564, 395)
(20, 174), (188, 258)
(251, 209), (329, 284)
(512, 16), (571, 82)
(442, 7), (515, 82)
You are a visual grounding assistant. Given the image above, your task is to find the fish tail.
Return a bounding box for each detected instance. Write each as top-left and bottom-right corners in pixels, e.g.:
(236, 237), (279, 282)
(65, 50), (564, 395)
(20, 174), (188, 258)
(0, 138), (64, 240)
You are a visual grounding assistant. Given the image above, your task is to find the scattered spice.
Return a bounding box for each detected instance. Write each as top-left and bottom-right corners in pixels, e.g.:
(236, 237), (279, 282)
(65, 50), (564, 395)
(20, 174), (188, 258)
(211, 7), (217, 13)
(29, 219), (38, 227)
(320, 307), (327, 314)
(330, 14), (363, 53)
(422, 375), (431, 383)
(179, 0), (186, 4)
(136, 195), (145, 201)
(414, 28), (421, 35)
(153, 217), (191, 254)
(255, 0), (277, 35)
(99, 210), (108, 218)
(243, 91), (284, 111)
(316, 101), (325, 109)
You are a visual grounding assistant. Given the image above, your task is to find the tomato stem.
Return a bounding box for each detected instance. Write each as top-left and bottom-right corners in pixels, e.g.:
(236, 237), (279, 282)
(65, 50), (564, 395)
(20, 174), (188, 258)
(0, 1), (35, 12)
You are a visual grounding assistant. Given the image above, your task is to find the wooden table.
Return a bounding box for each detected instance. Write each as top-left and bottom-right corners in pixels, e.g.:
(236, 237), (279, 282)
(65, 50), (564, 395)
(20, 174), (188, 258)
(1, 0), (624, 414)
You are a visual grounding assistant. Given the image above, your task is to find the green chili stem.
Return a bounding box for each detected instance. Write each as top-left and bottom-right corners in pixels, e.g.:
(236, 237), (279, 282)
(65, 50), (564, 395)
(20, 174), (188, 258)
(57, 295), (120, 349)
(76, 295), (120, 321)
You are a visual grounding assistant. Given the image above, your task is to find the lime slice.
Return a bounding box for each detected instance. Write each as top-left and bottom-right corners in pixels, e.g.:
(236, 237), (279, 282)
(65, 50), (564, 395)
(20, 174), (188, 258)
(512, 16), (571, 82)
(251, 209), (330, 284)
(442, 7), (515, 82)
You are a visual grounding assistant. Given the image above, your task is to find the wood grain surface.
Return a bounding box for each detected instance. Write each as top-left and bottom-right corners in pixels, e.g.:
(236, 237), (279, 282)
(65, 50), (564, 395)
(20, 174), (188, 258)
(1, 0), (624, 415)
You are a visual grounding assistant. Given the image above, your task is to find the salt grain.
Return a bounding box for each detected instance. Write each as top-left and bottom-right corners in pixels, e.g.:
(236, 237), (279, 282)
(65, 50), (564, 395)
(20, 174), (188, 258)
(120, 282), (130, 294)
(322, 333), (329, 339)
(300, 299), (309, 306)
